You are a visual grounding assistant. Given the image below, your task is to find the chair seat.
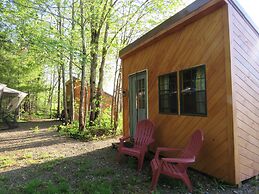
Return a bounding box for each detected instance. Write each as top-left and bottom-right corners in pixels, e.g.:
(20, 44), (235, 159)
(151, 158), (160, 172)
(116, 119), (155, 171)
(120, 147), (141, 157)
(150, 130), (204, 192)
(161, 162), (186, 177)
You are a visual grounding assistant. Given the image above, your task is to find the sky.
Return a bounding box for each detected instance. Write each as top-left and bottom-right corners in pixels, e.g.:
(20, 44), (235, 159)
(237, 0), (259, 28)
(184, 0), (259, 28)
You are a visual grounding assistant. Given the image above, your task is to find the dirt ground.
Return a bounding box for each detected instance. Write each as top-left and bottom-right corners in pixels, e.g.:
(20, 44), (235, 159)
(0, 120), (116, 174)
(0, 120), (258, 194)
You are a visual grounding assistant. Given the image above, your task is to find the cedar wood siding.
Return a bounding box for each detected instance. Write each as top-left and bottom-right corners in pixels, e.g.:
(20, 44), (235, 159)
(122, 5), (236, 183)
(228, 3), (259, 182)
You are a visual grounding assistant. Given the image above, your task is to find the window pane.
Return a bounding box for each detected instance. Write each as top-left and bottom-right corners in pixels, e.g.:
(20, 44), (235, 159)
(180, 65), (207, 115)
(159, 72), (178, 114)
(137, 78), (145, 109)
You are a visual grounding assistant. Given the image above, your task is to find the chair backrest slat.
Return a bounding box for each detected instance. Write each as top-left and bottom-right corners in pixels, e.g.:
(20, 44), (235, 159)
(134, 119), (154, 147)
(178, 129), (204, 169)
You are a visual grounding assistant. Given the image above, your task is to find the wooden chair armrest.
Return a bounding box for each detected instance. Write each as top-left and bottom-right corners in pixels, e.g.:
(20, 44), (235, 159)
(118, 136), (131, 150)
(161, 157), (195, 164)
(119, 136), (130, 142)
(154, 147), (182, 159)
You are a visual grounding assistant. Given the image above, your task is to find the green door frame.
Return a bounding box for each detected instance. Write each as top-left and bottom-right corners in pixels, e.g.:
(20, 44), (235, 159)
(128, 70), (148, 136)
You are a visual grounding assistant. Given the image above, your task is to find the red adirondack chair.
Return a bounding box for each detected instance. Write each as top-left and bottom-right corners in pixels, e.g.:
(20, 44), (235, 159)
(150, 129), (204, 192)
(117, 119), (155, 171)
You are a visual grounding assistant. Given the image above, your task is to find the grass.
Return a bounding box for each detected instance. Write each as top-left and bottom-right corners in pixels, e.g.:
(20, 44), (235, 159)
(79, 179), (113, 194)
(1, 153), (257, 194)
(0, 129), (256, 194)
(38, 152), (51, 160)
(22, 153), (33, 159)
(30, 126), (40, 133)
(90, 167), (115, 176)
(0, 156), (16, 168)
(23, 179), (70, 194)
(40, 160), (61, 171)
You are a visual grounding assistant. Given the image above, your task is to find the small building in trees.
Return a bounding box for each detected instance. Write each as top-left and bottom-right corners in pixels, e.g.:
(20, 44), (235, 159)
(120, 0), (259, 185)
(66, 78), (113, 120)
(0, 83), (27, 129)
(66, 78), (87, 120)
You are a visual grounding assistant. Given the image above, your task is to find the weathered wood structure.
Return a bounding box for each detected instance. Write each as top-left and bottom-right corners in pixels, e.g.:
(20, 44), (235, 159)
(66, 78), (113, 120)
(119, 0), (259, 185)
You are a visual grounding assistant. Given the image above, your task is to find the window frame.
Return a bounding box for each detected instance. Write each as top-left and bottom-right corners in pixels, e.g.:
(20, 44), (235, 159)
(179, 64), (207, 116)
(158, 72), (178, 115)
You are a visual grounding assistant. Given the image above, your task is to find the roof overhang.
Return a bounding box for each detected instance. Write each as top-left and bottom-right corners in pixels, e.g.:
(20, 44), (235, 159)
(119, 0), (259, 59)
(0, 84), (28, 111)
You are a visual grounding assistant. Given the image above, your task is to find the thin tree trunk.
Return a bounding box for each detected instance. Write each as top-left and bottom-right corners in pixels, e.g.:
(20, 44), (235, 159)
(57, 66), (61, 119)
(79, 0), (87, 131)
(69, 0), (75, 122)
(111, 53), (119, 128)
(114, 68), (122, 133)
(48, 71), (57, 118)
(95, 21), (109, 119)
(58, 2), (68, 124)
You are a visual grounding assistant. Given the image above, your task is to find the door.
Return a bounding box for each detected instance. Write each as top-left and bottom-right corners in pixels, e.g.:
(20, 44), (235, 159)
(129, 71), (147, 136)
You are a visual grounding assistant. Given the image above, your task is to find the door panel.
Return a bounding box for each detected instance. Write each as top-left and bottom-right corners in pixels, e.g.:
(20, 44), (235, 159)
(129, 71), (147, 136)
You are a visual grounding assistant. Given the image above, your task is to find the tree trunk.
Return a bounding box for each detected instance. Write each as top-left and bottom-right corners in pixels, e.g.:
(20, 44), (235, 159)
(69, 0), (75, 123)
(89, 28), (100, 125)
(111, 54), (119, 128)
(95, 22), (109, 119)
(57, 66), (61, 119)
(48, 71), (56, 118)
(79, 0), (87, 131)
(58, 2), (68, 125)
(113, 68), (122, 133)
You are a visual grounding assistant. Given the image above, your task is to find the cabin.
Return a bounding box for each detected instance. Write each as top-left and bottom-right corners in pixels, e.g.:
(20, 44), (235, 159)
(119, 0), (259, 185)
(66, 78), (113, 120)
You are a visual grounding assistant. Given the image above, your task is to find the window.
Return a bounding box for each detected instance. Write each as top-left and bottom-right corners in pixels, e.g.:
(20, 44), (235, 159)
(137, 78), (145, 109)
(180, 65), (207, 115)
(159, 72), (178, 114)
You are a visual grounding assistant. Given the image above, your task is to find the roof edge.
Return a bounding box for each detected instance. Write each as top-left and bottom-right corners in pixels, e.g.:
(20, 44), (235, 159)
(227, 0), (259, 36)
(119, 0), (259, 59)
(119, 0), (224, 59)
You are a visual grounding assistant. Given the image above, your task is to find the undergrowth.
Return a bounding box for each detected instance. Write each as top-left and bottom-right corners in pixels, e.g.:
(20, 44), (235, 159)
(57, 108), (122, 141)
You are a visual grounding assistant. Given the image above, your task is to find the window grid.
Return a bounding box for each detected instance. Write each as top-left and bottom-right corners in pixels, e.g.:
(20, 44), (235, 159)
(158, 65), (207, 116)
(180, 65), (207, 116)
(159, 72), (178, 114)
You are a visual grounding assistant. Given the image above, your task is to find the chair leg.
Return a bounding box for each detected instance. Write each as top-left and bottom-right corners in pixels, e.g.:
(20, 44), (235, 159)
(182, 175), (193, 193)
(137, 154), (144, 171)
(150, 170), (160, 191)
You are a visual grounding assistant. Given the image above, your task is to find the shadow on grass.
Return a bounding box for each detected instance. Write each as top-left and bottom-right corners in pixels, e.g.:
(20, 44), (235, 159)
(0, 121), (257, 194)
(0, 137), (68, 153)
(0, 145), (255, 194)
(0, 147), (151, 194)
(0, 120), (61, 134)
(0, 121), (64, 153)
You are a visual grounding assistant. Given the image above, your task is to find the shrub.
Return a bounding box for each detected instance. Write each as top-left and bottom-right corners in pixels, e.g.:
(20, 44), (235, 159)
(57, 108), (120, 141)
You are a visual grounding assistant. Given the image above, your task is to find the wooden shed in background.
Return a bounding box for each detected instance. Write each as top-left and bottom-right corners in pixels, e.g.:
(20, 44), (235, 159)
(66, 78), (87, 120)
(66, 78), (113, 120)
(120, 0), (259, 185)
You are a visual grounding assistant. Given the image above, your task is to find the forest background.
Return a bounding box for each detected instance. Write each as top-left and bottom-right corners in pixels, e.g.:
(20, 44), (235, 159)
(0, 0), (193, 134)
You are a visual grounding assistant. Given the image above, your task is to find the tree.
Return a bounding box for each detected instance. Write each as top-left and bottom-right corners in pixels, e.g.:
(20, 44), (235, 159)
(79, 0), (87, 130)
(68, 0), (75, 122)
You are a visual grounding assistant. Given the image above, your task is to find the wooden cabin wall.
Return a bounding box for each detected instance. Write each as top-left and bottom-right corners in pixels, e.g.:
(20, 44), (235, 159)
(122, 5), (237, 183)
(228, 4), (259, 182)
(66, 80), (87, 120)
